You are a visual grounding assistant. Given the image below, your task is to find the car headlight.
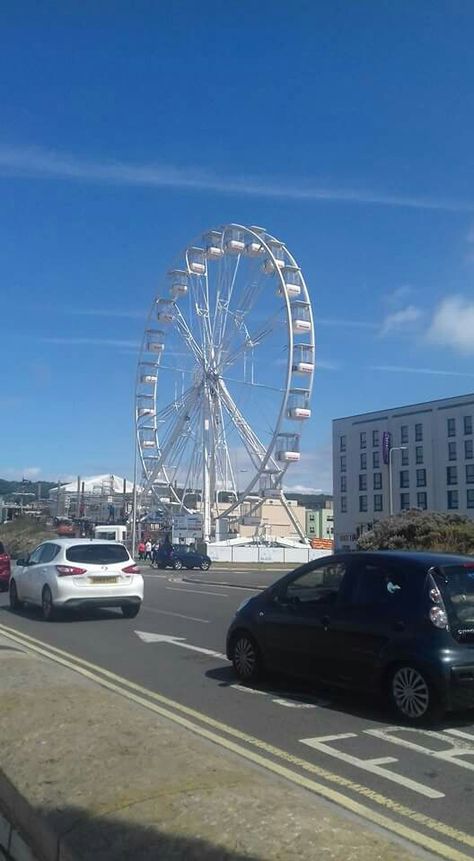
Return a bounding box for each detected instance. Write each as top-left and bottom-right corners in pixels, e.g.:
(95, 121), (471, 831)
(236, 597), (252, 614)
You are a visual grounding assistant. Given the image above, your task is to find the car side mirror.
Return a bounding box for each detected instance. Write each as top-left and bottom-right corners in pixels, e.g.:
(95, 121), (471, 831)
(16, 558), (25, 566)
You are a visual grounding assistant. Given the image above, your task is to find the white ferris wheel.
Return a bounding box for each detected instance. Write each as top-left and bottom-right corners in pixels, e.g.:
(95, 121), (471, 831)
(135, 224), (315, 542)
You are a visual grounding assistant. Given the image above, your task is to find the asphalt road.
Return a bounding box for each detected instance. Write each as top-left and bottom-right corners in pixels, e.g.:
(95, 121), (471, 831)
(1, 566), (474, 861)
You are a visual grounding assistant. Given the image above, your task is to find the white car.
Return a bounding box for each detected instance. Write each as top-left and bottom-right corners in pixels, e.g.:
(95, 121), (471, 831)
(9, 539), (144, 621)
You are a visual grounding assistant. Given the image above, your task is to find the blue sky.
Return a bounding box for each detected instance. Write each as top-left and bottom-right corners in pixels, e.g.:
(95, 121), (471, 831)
(1, 1), (474, 492)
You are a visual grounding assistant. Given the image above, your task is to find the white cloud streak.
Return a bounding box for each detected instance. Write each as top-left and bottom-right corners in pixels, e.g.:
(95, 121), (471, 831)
(318, 317), (378, 329)
(380, 305), (422, 335)
(427, 296), (474, 355)
(369, 364), (474, 378)
(41, 337), (140, 348)
(1, 144), (474, 212)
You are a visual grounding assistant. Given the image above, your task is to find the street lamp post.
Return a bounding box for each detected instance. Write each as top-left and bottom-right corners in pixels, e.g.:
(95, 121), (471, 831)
(388, 445), (408, 516)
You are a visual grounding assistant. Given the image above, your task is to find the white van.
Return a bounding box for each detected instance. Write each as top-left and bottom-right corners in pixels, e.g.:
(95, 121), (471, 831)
(93, 525), (128, 542)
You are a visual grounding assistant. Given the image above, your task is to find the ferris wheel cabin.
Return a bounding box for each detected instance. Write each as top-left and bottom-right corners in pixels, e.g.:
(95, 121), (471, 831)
(291, 301), (312, 333)
(225, 227), (246, 254)
(278, 265), (302, 297)
(156, 298), (176, 324)
(168, 269), (189, 298)
(292, 343), (314, 375)
(275, 432), (301, 463)
(287, 388), (311, 420)
(204, 230), (224, 259)
(186, 247), (207, 275)
(145, 329), (165, 354)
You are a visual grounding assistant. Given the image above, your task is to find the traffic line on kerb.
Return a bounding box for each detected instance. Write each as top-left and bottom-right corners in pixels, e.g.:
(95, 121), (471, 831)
(0, 624), (471, 861)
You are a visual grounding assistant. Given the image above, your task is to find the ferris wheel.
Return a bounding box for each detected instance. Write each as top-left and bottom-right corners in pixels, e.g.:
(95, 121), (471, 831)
(135, 224), (315, 542)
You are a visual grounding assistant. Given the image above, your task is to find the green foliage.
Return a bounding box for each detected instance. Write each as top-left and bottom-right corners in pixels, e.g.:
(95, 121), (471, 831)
(357, 509), (474, 554)
(0, 518), (56, 558)
(0, 479), (56, 498)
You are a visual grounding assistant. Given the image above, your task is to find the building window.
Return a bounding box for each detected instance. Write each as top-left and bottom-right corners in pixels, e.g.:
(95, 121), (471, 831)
(464, 416), (473, 436)
(372, 451), (380, 469)
(401, 425), (409, 444)
(340, 435), (347, 452)
(400, 493), (410, 510)
(372, 430), (379, 448)
(447, 466), (458, 485)
(360, 431), (367, 449)
(448, 418), (456, 437)
(309, 527), (315, 533)
(340, 456), (346, 473)
(360, 453), (367, 470)
(467, 490), (474, 509)
(448, 441), (457, 461)
(400, 470), (409, 488)
(401, 448), (409, 466)
(341, 496), (347, 513)
(466, 464), (474, 484)
(359, 474), (367, 491)
(448, 490), (459, 510)
(341, 475), (347, 493)
(374, 494), (383, 512)
(417, 492), (427, 510)
(416, 468), (426, 487)
(466, 440), (474, 460)
(373, 472), (382, 490)
(416, 446), (423, 464)
(415, 423), (423, 442)
(359, 495), (368, 512)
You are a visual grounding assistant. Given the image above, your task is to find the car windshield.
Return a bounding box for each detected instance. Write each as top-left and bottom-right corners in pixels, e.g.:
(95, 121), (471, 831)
(436, 565), (474, 632)
(65, 544), (130, 564)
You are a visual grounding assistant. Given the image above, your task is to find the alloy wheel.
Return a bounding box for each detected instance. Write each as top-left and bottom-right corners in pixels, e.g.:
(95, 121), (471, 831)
(233, 635), (258, 681)
(392, 666), (430, 720)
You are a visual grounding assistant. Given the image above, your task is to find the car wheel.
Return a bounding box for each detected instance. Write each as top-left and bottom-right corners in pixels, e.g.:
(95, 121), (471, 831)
(121, 604), (141, 619)
(231, 632), (261, 683)
(388, 665), (442, 724)
(173, 559), (183, 570)
(200, 560), (210, 571)
(9, 579), (22, 610)
(41, 585), (56, 622)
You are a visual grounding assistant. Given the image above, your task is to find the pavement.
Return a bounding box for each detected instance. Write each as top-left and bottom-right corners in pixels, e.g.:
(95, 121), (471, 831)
(0, 629), (423, 861)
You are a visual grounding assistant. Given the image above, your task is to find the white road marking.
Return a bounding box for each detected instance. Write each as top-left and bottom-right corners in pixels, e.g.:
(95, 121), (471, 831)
(135, 630), (228, 661)
(231, 684), (267, 696)
(165, 586), (229, 598)
(366, 726), (474, 773)
(271, 698), (316, 709)
(142, 607), (210, 623)
(300, 732), (444, 799)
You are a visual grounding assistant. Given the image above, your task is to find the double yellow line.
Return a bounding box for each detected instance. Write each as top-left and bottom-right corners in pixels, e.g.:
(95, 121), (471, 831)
(0, 621), (472, 861)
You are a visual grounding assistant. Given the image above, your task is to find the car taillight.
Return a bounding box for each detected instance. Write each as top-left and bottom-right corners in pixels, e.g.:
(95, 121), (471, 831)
(122, 564), (140, 574)
(56, 565), (87, 577)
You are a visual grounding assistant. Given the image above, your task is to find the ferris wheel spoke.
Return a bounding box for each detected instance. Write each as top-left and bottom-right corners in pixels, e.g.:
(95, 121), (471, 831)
(219, 307), (285, 373)
(218, 379), (279, 474)
(143, 386), (202, 492)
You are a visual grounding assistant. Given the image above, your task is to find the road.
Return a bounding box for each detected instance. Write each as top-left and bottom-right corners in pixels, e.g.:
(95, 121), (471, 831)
(1, 566), (474, 861)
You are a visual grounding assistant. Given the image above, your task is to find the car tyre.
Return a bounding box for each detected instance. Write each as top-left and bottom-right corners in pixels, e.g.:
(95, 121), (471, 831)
(41, 585), (56, 622)
(9, 579), (22, 610)
(173, 559), (183, 571)
(122, 604), (141, 619)
(200, 560), (210, 571)
(388, 664), (443, 725)
(231, 632), (261, 683)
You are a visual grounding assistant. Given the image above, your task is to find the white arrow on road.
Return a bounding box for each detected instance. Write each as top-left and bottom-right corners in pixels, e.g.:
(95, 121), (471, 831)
(135, 631), (228, 661)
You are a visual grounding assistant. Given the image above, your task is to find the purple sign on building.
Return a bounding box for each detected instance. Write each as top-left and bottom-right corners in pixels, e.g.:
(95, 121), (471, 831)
(382, 431), (392, 465)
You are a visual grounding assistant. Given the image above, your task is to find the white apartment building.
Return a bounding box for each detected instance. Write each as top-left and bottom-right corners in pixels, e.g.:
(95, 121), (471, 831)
(333, 392), (474, 550)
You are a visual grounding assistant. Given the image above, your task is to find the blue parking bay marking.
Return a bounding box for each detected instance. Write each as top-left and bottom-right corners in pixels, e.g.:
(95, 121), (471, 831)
(299, 732), (445, 798)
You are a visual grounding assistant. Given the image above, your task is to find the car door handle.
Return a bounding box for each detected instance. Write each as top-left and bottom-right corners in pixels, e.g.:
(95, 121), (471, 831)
(321, 615), (330, 631)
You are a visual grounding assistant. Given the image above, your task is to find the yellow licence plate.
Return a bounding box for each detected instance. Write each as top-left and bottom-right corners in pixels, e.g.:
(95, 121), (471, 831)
(90, 576), (118, 584)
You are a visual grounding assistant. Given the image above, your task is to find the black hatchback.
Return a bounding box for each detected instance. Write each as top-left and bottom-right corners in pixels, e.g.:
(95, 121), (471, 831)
(152, 544), (211, 571)
(226, 551), (474, 723)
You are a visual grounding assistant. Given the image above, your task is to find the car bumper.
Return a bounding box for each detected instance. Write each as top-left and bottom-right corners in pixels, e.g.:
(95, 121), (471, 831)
(54, 575), (144, 607)
(61, 596), (142, 610)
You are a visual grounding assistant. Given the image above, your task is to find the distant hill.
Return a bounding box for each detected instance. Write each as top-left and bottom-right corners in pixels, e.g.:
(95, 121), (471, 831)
(285, 492), (333, 510)
(0, 479), (57, 499)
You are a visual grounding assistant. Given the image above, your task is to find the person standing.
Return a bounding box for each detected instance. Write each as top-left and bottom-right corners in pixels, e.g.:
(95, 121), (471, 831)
(138, 541), (145, 560)
(145, 539), (152, 561)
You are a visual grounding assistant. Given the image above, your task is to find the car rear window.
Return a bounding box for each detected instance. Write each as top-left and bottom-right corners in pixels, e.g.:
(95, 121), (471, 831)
(65, 544), (130, 564)
(435, 565), (474, 635)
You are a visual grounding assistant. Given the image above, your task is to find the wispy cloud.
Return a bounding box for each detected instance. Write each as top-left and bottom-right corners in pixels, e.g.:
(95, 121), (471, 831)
(318, 317), (378, 329)
(1, 144), (474, 212)
(64, 307), (145, 320)
(380, 305), (422, 335)
(41, 337), (140, 348)
(427, 296), (474, 355)
(369, 364), (474, 378)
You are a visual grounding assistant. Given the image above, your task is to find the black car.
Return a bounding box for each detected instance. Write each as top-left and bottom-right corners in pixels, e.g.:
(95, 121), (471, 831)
(152, 544), (211, 571)
(226, 551), (474, 723)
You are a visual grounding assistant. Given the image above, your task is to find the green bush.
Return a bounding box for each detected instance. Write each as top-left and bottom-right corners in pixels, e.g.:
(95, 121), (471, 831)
(357, 509), (474, 554)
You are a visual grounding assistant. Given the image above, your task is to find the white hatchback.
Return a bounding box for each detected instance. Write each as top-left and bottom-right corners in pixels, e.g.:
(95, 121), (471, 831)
(10, 539), (144, 621)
